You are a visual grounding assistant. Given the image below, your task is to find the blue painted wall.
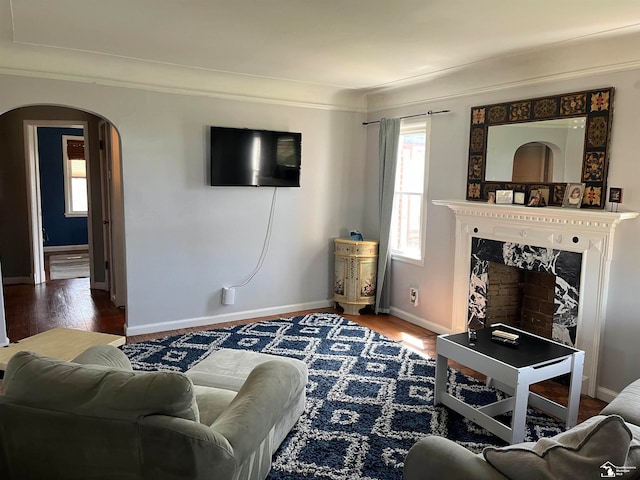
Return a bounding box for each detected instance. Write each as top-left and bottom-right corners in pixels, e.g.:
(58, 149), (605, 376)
(38, 127), (88, 247)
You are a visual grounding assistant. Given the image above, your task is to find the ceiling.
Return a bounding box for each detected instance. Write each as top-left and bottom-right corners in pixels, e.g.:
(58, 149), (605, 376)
(8, 0), (640, 91)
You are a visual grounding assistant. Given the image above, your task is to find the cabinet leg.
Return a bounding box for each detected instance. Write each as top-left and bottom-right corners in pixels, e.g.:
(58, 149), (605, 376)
(338, 303), (365, 315)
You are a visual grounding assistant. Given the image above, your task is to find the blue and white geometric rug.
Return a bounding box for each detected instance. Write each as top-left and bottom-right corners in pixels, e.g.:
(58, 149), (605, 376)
(122, 312), (564, 480)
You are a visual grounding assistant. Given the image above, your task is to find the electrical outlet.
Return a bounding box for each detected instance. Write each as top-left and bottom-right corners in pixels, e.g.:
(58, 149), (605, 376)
(222, 287), (235, 305)
(409, 287), (419, 306)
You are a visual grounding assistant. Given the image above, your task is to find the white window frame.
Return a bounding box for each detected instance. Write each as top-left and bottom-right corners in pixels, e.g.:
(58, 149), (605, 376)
(62, 134), (88, 217)
(390, 117), (431, 266)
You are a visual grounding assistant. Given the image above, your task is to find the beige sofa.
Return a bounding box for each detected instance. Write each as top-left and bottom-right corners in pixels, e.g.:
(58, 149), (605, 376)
(404, 379), (640, 480)
(0, 345), (307, 480)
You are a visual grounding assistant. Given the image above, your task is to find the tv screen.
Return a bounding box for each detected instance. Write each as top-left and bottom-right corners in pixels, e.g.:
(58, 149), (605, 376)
(210, 126), (302, 187)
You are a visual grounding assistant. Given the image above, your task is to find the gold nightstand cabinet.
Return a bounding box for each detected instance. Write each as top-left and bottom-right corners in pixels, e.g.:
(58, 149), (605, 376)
(333, 238), (378, 315)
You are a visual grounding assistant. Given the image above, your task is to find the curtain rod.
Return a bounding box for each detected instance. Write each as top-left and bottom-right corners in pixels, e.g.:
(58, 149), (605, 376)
(362, 109), (451, 126)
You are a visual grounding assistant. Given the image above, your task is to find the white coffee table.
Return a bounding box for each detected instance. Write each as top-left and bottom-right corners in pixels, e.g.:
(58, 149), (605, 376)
(434, 323), (584, 444)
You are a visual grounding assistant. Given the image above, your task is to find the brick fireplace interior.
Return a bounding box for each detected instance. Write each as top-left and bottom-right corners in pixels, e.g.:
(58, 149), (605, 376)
(486, 262), (555, 338)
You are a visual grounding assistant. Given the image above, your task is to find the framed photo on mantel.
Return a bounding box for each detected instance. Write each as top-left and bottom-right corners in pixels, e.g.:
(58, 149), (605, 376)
(495, 190), (513, 204)
(608, 187), (623, 212)
(609, 187), (623, 203)
(527, 187), (549, 207)
(563, 183), (585, 208)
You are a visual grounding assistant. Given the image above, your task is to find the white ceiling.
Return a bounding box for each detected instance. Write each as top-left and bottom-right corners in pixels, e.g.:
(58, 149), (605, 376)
(8, 0), (640, 91)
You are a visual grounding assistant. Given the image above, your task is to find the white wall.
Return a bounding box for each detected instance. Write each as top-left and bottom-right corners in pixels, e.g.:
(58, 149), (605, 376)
(0, 74), (367, 335)
(363, 68), (640, 396)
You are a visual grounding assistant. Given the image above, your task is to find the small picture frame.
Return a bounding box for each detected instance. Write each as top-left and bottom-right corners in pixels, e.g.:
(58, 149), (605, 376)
(487, 191), (496, 203)
(514, 191), (526, 205)
(495, 190), (513, 204)
(562, 183), (585, 209)
(527, 187), (549, 207)
(608, 187), (623, 203)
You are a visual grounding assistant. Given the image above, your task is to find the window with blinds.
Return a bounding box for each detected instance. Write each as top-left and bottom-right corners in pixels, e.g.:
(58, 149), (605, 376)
(390, 118), (431, 264)
(62, 135), (88, 216)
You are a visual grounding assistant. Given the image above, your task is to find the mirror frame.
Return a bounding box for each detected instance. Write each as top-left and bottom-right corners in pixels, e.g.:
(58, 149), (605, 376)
(466, 87), (614, 208)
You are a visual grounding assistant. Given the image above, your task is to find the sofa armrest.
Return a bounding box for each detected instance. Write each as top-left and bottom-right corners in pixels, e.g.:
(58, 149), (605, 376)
(212, 360), (304, 463)
(404, 436), (508, 480)
(139, 415), (236, 480)
(600, 378), (640, 426)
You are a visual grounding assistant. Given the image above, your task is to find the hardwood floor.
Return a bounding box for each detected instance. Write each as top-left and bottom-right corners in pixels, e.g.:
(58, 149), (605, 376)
(332, 309), (607, 424)
(4, 278), (125, 342)
(2, 279), (606, 423)
(4, 250), (125, 342)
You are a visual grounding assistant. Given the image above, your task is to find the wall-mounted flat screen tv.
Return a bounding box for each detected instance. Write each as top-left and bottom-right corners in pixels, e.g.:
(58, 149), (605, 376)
(210, 126), (302, 187)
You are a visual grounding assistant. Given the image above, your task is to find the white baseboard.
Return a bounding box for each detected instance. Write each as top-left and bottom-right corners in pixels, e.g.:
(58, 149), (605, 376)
(44, 244), (89, 252)
(2, 276), (33, 286)
(125, 299), (334, 337)
(389, 307), (454, 335)
(595, 386), (619, 403)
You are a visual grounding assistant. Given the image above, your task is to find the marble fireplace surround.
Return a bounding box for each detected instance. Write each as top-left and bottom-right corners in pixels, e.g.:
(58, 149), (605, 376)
(469, 237), (582, 345)
(434, 200), (638, 397)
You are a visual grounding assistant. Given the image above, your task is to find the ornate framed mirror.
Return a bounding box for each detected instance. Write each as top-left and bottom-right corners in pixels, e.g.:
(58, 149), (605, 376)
(466, 87), (614, 208)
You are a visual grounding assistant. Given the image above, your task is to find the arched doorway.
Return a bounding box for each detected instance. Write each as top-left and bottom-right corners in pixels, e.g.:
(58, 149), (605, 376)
(0, 104), (126, 340)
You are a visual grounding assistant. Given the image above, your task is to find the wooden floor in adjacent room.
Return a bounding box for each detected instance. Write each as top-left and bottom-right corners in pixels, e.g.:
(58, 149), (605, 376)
(4, 277), (125, 342)
(2, 279), (607, 422)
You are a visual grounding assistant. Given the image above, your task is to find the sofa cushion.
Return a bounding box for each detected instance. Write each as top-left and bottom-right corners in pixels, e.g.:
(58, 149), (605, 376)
(483, 415), (633, 480)
(186, 348), (308, 392)
(601, 378), (640, 426)
(3, 350), (199, 422)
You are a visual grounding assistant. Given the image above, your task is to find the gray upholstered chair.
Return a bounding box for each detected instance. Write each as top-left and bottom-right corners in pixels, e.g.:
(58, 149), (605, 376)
(404, 379), (640, 480)
(0, 345), (306, 480)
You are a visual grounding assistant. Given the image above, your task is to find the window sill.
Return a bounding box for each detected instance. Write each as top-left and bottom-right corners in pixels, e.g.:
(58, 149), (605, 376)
(64, 212), (88, 218)
(391, 253), (424, 267)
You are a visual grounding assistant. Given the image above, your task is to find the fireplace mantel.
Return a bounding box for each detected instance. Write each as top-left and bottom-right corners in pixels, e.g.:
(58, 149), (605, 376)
(433, 200), (637, 231)
(434, 199), (638, 398)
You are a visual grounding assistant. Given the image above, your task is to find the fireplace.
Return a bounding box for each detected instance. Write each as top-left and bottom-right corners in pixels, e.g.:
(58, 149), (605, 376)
(468, 238), (582, 347)
(434, 200), (638, 398)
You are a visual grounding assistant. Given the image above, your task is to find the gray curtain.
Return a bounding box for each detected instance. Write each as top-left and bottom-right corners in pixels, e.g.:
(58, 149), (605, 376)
(375, 118), (401, 314)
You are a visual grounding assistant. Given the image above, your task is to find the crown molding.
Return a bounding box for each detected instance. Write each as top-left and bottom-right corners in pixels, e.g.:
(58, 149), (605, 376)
(3, 24), (639, 115)
(365, 60), (640, 114)
(0, 42), (367, 112)
(365, 31), (640, 113)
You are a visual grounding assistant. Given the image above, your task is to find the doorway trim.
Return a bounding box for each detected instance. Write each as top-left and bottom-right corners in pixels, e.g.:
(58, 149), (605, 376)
(24, 120), (92, 285)
(0, 261), (8, 346)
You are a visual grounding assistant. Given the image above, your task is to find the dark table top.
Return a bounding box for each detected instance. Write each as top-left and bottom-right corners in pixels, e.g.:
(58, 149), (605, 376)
(440, 324), (580, 369)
